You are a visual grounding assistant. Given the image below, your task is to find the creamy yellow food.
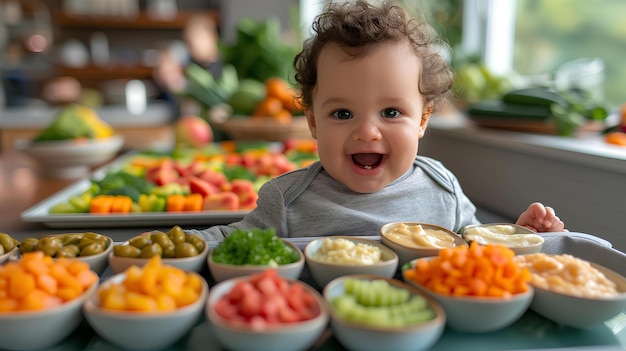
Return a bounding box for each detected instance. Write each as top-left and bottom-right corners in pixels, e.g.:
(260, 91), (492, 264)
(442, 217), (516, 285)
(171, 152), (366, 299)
(313, 238), (382, 265)
(515, 253), (621, 298)
(463, 224), (544, 248)
(384, 223), (455, 249)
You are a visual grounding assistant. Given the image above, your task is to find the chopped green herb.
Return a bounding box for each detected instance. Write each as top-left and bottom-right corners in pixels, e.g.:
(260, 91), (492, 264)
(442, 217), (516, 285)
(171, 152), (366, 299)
(212, 228), (299, 266)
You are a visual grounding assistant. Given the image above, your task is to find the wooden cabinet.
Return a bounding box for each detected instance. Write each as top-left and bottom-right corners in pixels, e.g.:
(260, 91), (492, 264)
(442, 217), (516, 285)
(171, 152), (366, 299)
(51, 8), (219, 91)
(1, 1), (219, 107)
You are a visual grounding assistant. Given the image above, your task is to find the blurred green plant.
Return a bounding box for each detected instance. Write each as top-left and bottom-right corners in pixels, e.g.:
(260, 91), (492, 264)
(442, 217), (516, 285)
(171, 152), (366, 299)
(220, 18), (300, 83)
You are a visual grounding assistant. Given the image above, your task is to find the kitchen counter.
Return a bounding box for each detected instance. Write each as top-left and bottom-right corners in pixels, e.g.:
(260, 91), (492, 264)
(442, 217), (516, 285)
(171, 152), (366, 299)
(0, 103), (176, 152)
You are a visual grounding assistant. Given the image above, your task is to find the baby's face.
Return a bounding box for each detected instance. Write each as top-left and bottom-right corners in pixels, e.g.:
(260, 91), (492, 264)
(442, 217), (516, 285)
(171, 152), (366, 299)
(305, 41), (429, 193)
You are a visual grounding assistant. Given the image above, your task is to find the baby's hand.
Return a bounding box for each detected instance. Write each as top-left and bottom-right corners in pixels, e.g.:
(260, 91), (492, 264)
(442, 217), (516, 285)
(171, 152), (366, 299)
(515, 202), (567, 233)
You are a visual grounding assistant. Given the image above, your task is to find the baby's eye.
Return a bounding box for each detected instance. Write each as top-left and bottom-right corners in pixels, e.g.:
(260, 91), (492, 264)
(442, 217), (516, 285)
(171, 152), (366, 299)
(332, 109), (352, 120)
(381, 108), (400, 118)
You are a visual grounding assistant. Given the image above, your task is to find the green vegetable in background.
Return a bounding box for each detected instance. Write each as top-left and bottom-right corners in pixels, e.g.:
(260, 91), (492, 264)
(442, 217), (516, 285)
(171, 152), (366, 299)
(34, 104), (114, 142)
(185, 62), (239, 109)
(220, 18), (299, 82)
(549, 89), (609, 137)
(92, 170), (156, 202)
(212, 228), (299, 266)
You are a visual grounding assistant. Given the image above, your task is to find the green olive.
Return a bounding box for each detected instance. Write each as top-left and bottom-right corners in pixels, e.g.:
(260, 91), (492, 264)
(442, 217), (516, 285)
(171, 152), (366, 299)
(80, 242), (104, 257)
(0, 233), (19, 252)
(167, 226), (187, 245)
(175, 242), (199, 258)
(60, 233), (82, 247)
(57, 245), (79, 258)
(151, 232), (175, 252)
(0, 245), (4, 255)
(113, 245), (141, 258)
(83, 232), (106, 242)
(19, 238), (39, 253)
(186, 235), (206, 254)
(139, 243), (163, 258)
(163, 245), (176, 258)
(36, 236), (63, 257)
(128, 233), (152, 249)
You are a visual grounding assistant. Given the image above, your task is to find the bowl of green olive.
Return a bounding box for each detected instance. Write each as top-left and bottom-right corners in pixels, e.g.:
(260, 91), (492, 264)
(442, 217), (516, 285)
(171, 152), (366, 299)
(0, 232), (20, 264)
(108, 225), (208, 274)
(18, 232), (113, 275)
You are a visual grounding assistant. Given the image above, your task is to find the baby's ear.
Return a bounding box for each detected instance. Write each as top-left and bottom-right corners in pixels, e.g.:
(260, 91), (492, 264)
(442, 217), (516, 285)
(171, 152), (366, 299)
(422, 103), (434, 120)
(418, 103), (434, 137)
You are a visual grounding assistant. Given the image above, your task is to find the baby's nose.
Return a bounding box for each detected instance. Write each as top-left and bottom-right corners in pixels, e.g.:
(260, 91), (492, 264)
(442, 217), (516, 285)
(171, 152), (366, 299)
(352, 119), (382, 142)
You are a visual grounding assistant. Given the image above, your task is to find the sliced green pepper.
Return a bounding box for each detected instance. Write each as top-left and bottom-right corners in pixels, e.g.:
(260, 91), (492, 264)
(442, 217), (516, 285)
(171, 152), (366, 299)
(138, 194), (166, 212)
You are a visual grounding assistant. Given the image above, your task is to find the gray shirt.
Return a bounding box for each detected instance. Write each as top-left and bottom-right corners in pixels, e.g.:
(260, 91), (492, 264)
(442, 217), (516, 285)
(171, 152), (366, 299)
(197, 156), (480, 241)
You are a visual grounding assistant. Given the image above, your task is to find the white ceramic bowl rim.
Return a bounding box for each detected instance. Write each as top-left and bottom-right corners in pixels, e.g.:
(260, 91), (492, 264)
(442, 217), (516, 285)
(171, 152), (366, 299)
(0, 279), (98, 319)
(462, 223), (536, 235)
(304, 236), (398, 266)
(530, 283), (626, 301)
(324, 274), (446, 332)
(207, 276), (328, 332)
(528, 261), (626, 301)
(425, 285), (535, 303)
(380, 222), (468, 248)
(208, 239), (304, 268)
(85, 272), (209, 318)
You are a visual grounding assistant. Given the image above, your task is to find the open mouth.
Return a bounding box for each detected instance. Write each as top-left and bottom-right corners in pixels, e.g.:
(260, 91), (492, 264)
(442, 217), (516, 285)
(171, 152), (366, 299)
(352, 153), (383, 170)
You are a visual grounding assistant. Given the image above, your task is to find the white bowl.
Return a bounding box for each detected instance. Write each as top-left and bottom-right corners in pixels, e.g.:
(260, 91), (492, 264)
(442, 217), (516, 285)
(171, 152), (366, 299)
(0, 233), (20, 264)
(207, 239), (304, 283)
(462, 223), (544, 255)
(526, 260), (626, 329)
(20, 135), (124, 179)
(0, 247), (18, 265)
(61, 233), (114, 275)
(16, 233), (114, 275)
(304, 236), (399, 289)
(206, 274), (329, 351)
(0, 278), (98, 350)
(380, 222), (467, 266)
(83, 271), (209, 351)
(324, 274), (446, 351)
(402, 260), (534, 333)
(108, 235), (209, 274)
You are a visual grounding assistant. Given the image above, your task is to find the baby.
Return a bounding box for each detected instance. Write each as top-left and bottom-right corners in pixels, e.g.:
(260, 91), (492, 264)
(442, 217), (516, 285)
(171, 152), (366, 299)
(199, 0), (565, 240)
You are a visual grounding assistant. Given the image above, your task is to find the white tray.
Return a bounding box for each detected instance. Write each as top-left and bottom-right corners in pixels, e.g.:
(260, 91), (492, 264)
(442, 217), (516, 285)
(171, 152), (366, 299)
(20, 153), (249, 229)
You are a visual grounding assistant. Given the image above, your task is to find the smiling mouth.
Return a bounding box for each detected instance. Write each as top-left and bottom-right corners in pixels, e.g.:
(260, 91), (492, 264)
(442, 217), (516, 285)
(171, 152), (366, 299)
(352, 153), (383, 169)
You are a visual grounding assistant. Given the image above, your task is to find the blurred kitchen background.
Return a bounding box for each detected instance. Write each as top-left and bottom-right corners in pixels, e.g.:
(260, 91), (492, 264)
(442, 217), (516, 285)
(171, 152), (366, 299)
(0, 0), (626, 111)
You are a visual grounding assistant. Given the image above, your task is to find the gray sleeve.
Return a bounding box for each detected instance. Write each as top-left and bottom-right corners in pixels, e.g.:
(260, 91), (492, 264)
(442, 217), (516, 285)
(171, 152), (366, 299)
(195, 178), (288, 241)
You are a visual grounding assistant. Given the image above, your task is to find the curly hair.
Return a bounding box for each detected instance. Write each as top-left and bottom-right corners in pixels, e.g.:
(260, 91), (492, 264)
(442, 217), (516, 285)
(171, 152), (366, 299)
(293, 0), (454, 110)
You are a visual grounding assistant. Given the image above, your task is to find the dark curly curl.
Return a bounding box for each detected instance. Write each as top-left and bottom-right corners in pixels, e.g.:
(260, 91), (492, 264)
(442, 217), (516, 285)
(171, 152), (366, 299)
(293, 0), (454, 110)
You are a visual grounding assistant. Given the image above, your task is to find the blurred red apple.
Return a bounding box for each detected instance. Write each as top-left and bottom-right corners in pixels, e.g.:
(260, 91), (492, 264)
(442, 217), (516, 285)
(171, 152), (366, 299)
(174, 115), (213, 148)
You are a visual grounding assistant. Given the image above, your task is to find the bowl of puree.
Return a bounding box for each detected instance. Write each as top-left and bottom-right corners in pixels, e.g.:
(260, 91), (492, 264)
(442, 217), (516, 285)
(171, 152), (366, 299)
(380, 222), (468, 265)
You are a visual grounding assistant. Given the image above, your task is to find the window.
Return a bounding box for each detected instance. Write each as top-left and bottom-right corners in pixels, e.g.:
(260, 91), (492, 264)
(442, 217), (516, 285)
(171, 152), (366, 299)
(472, 0), (625, 107)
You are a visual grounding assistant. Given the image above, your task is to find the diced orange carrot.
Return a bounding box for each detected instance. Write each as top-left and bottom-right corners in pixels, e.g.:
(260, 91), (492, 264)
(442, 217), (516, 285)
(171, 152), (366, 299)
(404, 242), (529, 299)
(166, 194), (186, 212)
(90, 195), (114, 213)
(9, 270), (36, 299)
(183, 193), (204, 212)
(36, 274), (58, 295)
(111, 196), (133, 213)
(0, 249), (94, 311)
(605, 132), (626, 146)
